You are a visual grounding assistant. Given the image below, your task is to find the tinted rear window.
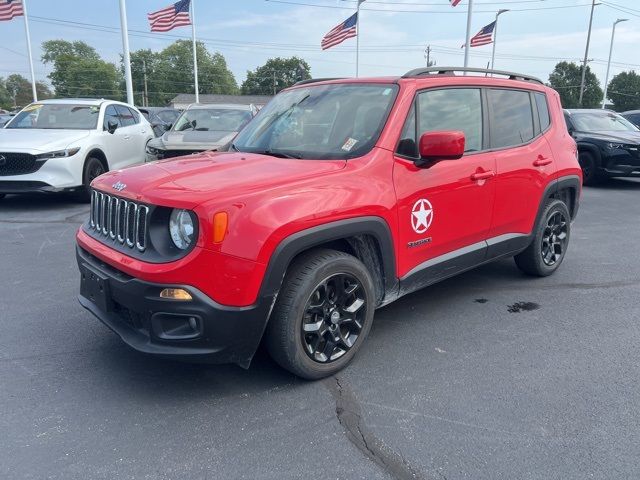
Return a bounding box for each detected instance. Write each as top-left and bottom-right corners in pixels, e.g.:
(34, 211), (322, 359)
(488, 89), (534, 148)
(535, 93), (550, 132)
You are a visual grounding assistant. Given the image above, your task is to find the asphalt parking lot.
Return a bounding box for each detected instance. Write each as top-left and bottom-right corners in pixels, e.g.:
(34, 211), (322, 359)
(2, 180), (640, 480)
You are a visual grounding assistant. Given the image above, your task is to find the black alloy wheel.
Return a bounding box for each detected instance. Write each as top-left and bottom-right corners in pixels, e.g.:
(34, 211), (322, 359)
(301, 273), (366, 363)
(541, 211), (568, 266)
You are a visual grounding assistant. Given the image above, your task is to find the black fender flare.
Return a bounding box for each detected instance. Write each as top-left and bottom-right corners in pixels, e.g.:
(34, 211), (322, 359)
(258, 216), (398, 303)
(533, 175), (582, 231)
(576, 142), (602, 168)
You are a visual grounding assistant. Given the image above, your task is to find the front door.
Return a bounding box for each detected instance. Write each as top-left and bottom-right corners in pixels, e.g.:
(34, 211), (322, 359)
(393, 87), (496, 283)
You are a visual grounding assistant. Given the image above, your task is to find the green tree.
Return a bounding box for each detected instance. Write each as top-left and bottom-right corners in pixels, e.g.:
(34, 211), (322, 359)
(548, 61), (603, 108)
(241, 57), (311, 95)
(0, 78), (13, 110)
(606, 71), (640, 112)
(148, 40), (237, 105)
(4, 74), (52, 108)
(42, 40), (122, 99)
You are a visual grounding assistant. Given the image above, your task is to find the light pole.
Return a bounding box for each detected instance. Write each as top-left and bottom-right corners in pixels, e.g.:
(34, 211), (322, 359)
(578, 0), (599, 107)
(490, 9), (509, 70)
(602, 18), (628, 109)
(463, 0), (474, 68)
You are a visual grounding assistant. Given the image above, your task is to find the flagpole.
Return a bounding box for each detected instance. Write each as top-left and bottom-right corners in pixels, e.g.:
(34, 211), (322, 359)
(191, 0), (199, 103)
(119, 0), (134, 105)
(21, 0), (37, 102)
(463, 0), (473, 69)
(356, 0), (364, 78)
(490, 9), (509, 71)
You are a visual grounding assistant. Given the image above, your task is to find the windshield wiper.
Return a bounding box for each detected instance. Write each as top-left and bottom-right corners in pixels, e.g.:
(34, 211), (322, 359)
(254, 149), (303, 159)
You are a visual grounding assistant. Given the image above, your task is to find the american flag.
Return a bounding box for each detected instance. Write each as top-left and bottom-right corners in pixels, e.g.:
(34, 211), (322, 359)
(468, 21), (496, 47)
(148, 0), (191, 32)
(0, 0), (23, 22)
(321, 13), (358, 50)
(450, 0), (462, 6)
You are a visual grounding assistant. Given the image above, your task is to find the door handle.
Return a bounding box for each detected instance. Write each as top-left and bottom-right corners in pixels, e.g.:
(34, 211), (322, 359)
(124, 135), (131, 140)
(533, 155), (552, 167)
(470, 170), (495, 181)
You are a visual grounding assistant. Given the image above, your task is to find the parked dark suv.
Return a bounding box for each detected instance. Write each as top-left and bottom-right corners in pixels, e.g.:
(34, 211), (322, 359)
(564, 109), (640, 185)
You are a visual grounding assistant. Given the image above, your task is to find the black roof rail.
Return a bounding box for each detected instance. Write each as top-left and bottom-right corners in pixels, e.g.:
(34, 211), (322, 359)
(401, 67), (543, 85)
(293, 77), (347, 86)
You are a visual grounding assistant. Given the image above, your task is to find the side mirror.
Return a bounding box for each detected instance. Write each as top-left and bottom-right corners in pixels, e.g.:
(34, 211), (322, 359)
(416, 131), (465, 167)
(164, 123), (172, 131)
(107, 121), (118, 134)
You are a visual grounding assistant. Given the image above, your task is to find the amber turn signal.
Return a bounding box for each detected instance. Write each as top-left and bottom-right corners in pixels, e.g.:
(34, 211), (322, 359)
(159, 288), (193, 301)
(213, 212), (228, 243)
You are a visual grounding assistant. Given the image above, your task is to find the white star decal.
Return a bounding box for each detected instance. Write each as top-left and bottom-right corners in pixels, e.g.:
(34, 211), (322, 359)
(411, 199), (434, 234)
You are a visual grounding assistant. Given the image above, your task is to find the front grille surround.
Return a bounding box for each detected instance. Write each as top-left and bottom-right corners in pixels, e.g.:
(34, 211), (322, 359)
(0, 152), (45, 176)
(90, 190), (149, 252)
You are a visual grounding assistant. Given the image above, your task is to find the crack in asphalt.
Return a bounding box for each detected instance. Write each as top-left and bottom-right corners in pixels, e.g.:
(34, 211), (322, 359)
(324, 376), (426, 480)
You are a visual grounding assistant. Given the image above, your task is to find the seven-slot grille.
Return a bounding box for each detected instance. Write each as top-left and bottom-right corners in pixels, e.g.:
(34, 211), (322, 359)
(89, 190), (149, 252)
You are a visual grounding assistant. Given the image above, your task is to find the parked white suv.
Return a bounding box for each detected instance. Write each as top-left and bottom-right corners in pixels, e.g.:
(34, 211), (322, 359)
(0, 99), (153, 201)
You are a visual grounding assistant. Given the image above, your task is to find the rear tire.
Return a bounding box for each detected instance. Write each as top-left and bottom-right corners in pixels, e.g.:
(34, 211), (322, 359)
(265, 249), (375, 380)
(515, 199), (571, 277)
(74, 156), (106, 202)
(579, 151), (602, 186)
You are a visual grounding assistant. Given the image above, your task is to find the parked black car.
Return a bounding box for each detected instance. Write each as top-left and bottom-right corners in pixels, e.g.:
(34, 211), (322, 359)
(564, 109), (640, 185)
(138, 107), (181, 137)
(622, 110), (640, 128)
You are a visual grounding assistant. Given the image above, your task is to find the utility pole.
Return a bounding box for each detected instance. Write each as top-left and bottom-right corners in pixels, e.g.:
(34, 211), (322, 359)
(602, 18), (628, 109)
(424, 45), (435, 67)
(463, 0), (474, 69)
(142, 59), (149, 107)
(579, 0), (598, 107)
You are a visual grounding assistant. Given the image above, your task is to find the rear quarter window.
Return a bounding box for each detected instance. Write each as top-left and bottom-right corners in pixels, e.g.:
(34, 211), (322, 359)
(534, 93), (551, 132)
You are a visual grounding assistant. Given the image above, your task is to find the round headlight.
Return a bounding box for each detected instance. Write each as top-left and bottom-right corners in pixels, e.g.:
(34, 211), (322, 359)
(169, 209), (194, 250)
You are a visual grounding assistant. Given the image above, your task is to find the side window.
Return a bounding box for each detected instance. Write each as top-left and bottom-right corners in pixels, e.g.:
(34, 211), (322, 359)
(488, 89), (534, 148)
(103, 105), (120, 130)
(418, 88), (483, 153)
(158, 110), (179, 124)
(396, 103), (417, 158)
(534, 92), (550, 132)
(127, 107), (140, 124)
(116, 105), (135, 127)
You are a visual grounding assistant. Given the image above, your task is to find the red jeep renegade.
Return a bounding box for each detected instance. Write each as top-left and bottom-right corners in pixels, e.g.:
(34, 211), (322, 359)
(76, 68), (581, 379)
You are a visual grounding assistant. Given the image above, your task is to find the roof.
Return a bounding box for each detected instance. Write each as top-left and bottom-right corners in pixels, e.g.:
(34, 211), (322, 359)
(565, 109), (618, 114)
(184, 103), (254, 111)
(31, 98), (106, 106)
(138, 106), (178, 113)
(170, 94), (273, 106)
(622, 110), (640, 115)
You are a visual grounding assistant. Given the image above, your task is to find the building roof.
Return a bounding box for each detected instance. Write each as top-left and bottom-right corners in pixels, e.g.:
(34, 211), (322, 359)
(169, 94), (273, 106)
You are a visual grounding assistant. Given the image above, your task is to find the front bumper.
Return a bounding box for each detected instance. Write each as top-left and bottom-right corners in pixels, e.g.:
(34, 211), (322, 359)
(0, 152), (84, 191)
(76, 245), (275, 367)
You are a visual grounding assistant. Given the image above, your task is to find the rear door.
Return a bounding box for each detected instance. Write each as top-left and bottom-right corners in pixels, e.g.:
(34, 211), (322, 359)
(393, 87), (496, 281)
(113, 105), (141, 167)
(486, 88), (556, 251)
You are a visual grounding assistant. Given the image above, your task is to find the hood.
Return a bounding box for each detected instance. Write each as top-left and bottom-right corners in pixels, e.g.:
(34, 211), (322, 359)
(0, 129), (91, 153)
(576, 130), (640, 144)
(93, 151), (347, 208)
(156, 130), (237, 151)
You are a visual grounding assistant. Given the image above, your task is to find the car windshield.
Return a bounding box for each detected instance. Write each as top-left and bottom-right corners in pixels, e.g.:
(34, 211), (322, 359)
(232, 83), (399, 160)
(6, 103), (100, 130)
(173, 108), (252, 132)
(571, 112), (639, 132)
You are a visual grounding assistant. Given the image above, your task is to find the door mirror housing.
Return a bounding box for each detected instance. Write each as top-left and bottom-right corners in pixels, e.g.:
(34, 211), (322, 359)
(417, 131), (465, 166)
(107, 121), (118, 134)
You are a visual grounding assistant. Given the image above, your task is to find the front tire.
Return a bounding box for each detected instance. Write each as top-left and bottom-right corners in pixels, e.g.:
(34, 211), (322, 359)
(515, 199), (571, 277)
(266, 249), (375, 380)
(579, 151), (602, 186)
(74, 156), (106, 202)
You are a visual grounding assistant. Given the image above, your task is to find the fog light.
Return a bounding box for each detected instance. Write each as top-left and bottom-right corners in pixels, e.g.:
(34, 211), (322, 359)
(159, 288), (193, 301)
(188, 316), (198, 330)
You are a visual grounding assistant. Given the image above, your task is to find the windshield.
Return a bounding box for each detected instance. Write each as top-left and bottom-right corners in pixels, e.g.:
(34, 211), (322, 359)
(232, 83), (399, 160)
(173, 108), (252, 132)
(6, 103), (100, 130)
(571, 112), (639, 132)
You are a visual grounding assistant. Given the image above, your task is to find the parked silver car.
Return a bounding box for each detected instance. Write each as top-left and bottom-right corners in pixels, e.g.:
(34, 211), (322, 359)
(145, 103), (257, 160)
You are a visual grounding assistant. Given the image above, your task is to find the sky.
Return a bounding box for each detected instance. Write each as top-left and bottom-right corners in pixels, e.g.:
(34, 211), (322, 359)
(1, 0), (640, 98)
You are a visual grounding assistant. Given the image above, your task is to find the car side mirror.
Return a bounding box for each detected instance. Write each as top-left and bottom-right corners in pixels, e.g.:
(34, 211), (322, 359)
(164, 123), (172, 131)
(107, 121), (118, 134)
(416, 131), (465, 167)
